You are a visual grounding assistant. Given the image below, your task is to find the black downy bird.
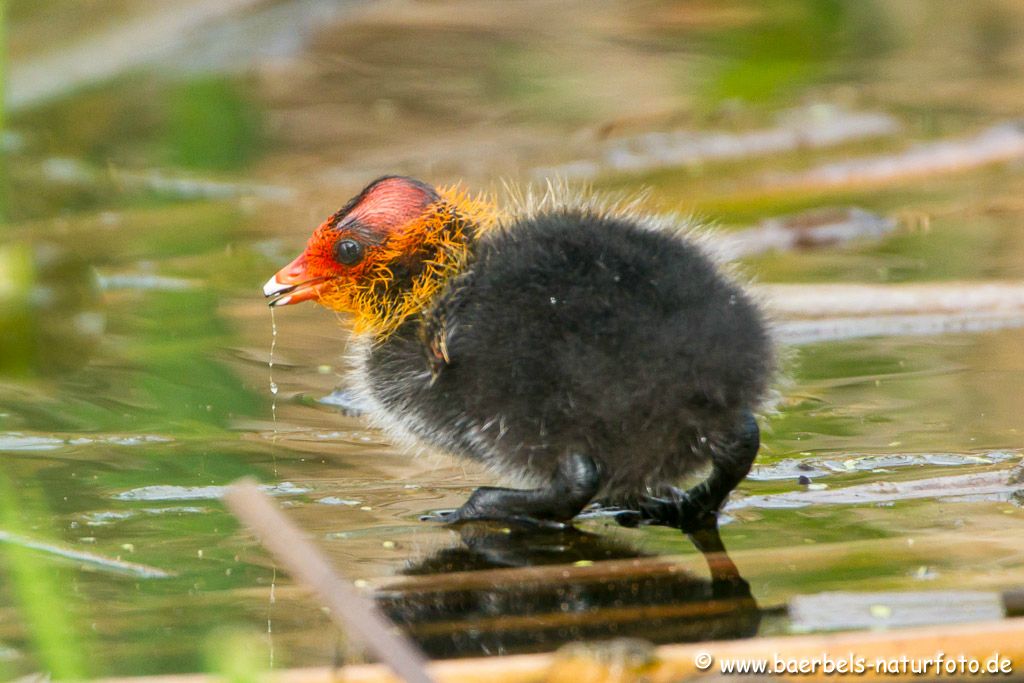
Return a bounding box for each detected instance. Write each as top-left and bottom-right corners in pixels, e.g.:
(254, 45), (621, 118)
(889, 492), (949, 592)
(263, 176), (775, 531)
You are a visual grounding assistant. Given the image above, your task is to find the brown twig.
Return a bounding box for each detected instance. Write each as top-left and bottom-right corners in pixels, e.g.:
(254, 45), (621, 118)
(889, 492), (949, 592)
(222, 478), (436, 683)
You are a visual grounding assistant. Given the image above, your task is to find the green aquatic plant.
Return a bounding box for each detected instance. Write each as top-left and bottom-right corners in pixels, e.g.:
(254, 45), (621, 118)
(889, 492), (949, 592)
(0, 471), (87, 680)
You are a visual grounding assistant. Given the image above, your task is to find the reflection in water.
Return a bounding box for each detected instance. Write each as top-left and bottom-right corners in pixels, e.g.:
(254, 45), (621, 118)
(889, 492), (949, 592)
(377, 523), (760, 659)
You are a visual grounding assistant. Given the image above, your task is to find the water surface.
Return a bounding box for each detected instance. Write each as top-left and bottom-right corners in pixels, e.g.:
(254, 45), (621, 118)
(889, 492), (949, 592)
(2, 0), (1024, 677)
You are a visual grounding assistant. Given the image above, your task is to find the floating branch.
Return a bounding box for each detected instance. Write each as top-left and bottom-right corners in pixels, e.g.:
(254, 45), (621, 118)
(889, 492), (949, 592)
(222, 478), (436, 683)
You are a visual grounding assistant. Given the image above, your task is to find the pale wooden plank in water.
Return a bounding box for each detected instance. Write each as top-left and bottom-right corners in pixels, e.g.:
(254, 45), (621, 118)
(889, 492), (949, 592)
(94, 616), (1024, 682)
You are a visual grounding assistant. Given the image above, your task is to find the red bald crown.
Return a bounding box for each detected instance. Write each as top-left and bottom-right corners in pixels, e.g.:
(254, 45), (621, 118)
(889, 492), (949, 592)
(330, 176), (440, 241)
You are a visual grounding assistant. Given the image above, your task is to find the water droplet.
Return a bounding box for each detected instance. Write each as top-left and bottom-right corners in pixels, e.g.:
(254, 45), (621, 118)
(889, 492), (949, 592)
(268, 308), (279, 474)
(266, 309), (280, 670)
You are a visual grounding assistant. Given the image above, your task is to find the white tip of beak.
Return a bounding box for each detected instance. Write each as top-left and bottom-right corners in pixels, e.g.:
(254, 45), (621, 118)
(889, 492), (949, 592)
(263, 275), (292, 298)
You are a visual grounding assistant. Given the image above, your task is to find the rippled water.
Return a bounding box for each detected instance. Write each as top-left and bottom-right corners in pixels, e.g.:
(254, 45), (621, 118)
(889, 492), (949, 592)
(2, 0), (1024, 678)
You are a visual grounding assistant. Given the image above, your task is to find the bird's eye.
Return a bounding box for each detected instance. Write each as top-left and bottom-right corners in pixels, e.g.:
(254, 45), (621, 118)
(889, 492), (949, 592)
(333, 239), (365, 266)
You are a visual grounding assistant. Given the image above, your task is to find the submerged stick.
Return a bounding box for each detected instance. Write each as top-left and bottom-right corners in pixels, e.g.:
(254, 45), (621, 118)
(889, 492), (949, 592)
(222, 478), (436, 683)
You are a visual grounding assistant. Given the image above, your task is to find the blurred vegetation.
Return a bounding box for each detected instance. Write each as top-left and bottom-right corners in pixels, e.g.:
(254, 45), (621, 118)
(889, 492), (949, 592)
(165, 77), (263, 171)
(15, 75), (263, 171)
(697, 0), (894, 108)
(0, 243), (38, 377)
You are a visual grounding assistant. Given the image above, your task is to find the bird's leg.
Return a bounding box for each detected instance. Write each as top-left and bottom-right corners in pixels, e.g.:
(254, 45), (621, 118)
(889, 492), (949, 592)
(689, 520), (751, 596)
(618, 412), (759, 534)
(428, 453), (601, 529)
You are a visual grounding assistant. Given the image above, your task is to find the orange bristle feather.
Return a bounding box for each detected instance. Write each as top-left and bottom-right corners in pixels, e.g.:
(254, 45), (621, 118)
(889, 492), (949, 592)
(316, 185), (500, 338)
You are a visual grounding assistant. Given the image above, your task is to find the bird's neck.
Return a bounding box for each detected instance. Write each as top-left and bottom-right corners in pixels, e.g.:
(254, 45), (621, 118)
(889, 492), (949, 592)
(352, 188), (496, 340)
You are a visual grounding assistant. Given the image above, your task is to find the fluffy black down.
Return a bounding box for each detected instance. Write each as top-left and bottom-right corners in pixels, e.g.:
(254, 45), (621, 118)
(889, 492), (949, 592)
(361, 209), (774, 497)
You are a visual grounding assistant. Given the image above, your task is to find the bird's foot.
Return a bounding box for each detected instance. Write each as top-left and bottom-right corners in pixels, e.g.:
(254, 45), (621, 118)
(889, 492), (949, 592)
(420, 455), (599, 531)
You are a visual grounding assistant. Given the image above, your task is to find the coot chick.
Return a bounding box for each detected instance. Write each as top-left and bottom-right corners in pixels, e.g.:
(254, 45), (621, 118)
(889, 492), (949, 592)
(264, 176), (774, 531)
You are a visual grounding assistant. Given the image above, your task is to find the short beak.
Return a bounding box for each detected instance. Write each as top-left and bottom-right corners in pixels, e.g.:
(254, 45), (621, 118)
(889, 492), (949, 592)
(263, 253), (330, 307)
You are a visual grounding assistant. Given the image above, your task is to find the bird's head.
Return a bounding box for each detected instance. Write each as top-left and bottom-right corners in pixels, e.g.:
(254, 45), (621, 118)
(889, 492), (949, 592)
(263, 176), (493, 337)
